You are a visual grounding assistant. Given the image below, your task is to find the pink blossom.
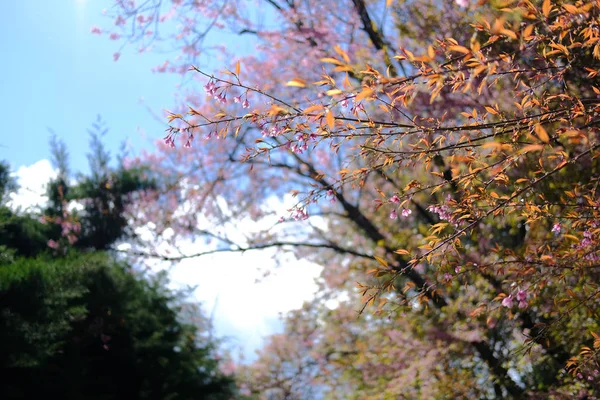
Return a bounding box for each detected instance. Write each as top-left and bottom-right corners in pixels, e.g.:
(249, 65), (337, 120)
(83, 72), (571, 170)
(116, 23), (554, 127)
(455, 265), (462, 273)
(401, 208), (412, 218)
(47, 239), (59, 249)
(90, 26), (102, 35)
(204, 130), (216, 140)
(109, 32), (120, 40)
(390, 209), (398, 220)
(516, 290), (527, 302)
(518, 300), (528, 309)
(203, 81), (214, 93)
(113, 52), (121, 62)
(455, 0), (469, 7)
(164, 137), (175, 148)
(292, 208), (309, 221)
(233, 95), (241, 103)
(242, 99), (250, 109)
(115, 16), (126, 26)
(327, 189), (336, 202)
(501, 295), (513, 308)
(389, 194), (401, 204)
(443, 272), (452, 282)
(551, 222), (561, 234)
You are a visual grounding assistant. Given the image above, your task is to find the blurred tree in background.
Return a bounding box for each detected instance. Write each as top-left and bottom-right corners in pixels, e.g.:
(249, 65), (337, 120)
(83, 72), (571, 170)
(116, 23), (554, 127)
(0, 119), (237, 399)
(101, 0), (600, 398)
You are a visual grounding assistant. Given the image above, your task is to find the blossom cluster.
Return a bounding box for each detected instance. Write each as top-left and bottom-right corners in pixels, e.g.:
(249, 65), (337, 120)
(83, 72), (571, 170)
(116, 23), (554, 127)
(501, 290), (528, 309)
(388, 194), (412, 220)
(40, 214), (81, 249)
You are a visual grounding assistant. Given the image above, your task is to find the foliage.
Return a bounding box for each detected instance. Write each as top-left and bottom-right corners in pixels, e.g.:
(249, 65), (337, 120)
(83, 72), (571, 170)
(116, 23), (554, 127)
(0, 126), (237, 399)
(45, 117), (157, 251)
(105, 0), (600, 398)
(0, 251), (236, 400)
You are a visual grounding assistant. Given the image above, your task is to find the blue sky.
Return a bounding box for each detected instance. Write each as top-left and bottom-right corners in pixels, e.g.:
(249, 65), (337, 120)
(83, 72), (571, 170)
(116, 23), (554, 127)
(0, 0), (181, 172)
(0, 0), (320, 360)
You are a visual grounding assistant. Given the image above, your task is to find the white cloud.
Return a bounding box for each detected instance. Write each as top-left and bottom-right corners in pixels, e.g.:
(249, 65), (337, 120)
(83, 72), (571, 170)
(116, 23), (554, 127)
(7, 159), (57, 212)
(167, 248), (322, 361)
(7, 161), (324, 362)
(157, 192), (327, 360)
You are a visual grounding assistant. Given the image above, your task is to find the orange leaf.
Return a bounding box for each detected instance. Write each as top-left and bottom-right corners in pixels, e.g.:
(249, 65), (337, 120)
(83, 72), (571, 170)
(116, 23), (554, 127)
(562, 4), (579, 14)
(520, 144), (544, 153)
(355, 88), (374, 102)
(542, 0), (551, 17)
(448, 45), (470, 54)
(535, 124), (550, 143)
(303, 104), (325, 114)
(326, 110), (335, 130)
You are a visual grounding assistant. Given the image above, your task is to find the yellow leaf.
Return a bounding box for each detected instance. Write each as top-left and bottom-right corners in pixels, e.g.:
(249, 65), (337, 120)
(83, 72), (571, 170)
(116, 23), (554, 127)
(386, 0), (393, 7)
(374, 256), (388, 268)
(320, 57), (343, 66)
(326, 89), (343, 96)
(394, 249), (409, 255)
(235, 60), (240, 76)
(333, 65), (354, 72)
(326, 110), (335, 130)
(333, 45), (350, 63)
(286, 78), (307, 88)
(563, 234), (580, 241)
(485, 106), (498, 115)
(535, 124), (550, 143)
(428, 45), (435, 59)
(482, 142), (503, 150)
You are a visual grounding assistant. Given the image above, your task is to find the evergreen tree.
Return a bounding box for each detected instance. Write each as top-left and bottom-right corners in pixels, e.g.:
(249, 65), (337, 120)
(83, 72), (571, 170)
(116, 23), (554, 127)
(0, 119), (236, 399)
